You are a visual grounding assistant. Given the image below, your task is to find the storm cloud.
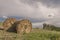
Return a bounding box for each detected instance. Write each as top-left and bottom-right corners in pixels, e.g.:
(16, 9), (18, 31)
(20, 0), (60, 8)
(0, 0), (60, 27)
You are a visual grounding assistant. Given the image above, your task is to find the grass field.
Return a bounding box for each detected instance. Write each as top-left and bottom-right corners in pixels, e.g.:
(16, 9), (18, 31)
(0, 28), (60, 40)
(0, 22), (2, 26)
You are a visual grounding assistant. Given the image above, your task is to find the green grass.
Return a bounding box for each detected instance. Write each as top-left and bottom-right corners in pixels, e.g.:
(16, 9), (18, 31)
(0, 28), (60, 40)
(0, 22), (2, 26)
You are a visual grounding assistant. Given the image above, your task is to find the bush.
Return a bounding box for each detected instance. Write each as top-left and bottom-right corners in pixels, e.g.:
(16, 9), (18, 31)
(43, 23), (60, 31)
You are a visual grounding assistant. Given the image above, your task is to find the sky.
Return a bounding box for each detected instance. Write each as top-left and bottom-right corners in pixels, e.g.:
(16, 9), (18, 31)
(0, 0), (60, 28)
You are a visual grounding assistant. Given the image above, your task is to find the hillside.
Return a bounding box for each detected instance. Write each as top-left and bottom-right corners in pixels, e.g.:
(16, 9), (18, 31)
(0, 28), (60, 40)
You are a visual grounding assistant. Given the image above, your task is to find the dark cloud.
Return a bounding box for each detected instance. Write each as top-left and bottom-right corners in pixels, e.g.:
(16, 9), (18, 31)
(20, 0), (60, 8)
(39, 0), (60, 8)
(0, 0), (60, 27)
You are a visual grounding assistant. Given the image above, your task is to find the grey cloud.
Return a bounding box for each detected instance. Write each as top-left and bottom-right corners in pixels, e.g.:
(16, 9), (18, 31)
(0, 0), (44, 18)
(20, 0), (60, 8)
(39, 0), (60, 8)
(0, 0), (60, 27)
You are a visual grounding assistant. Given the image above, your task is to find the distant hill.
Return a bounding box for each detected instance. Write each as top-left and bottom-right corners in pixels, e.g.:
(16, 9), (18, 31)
(0, 16), (45, 23)
(0, 16), (27, 22)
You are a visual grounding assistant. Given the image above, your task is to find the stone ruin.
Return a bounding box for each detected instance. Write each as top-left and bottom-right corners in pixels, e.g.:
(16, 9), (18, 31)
(3, 18), (32, 34)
